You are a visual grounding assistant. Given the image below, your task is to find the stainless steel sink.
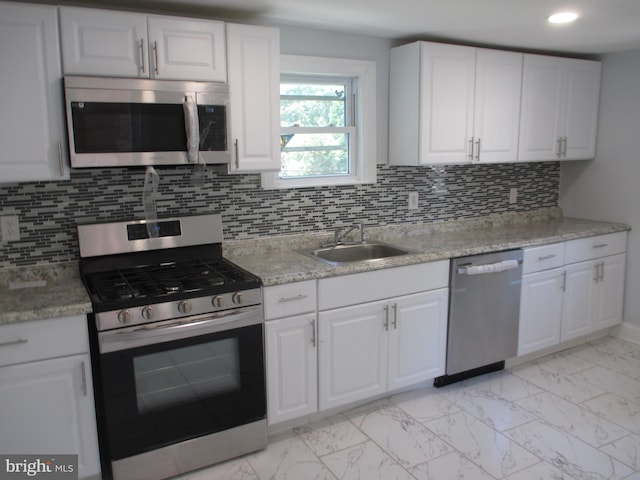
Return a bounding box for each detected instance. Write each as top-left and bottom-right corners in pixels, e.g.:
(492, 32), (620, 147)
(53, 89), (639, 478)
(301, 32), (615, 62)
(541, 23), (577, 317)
(299, 242), (411, 266)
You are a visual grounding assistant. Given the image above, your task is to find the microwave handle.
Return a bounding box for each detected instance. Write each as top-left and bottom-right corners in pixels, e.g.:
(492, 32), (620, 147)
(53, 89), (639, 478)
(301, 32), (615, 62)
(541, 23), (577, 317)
(183, 95), (200, 163)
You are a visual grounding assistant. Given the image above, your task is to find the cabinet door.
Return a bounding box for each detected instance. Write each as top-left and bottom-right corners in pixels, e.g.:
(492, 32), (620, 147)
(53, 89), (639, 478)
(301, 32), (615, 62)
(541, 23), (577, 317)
(265, 314), (317, 424)
(419, 42), (476, 164)
(563, 58), (601, 160)
(318, 301), (387, 411)
(148, 16), (226, 81)
(60, 7), (148, 77)
(0, 354), (100, 479)
(0, 2), (68, 183)
(561, 260), (597, 341)
(388, 289), (447, 390)
(473, 49), (522, 163)
(518, 54), (564, 162)
(593, 254), (626, 330)
(518, 268), (564, 356)
(226, 24), (281, 172)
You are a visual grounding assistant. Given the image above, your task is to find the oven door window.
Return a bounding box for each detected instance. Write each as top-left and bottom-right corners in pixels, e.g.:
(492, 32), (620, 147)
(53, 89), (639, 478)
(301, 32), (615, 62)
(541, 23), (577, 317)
(99, 323), (265, 460)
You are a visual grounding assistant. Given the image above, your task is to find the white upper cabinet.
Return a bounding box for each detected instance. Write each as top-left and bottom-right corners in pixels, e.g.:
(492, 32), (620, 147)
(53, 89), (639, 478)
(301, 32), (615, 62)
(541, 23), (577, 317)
(518, 54), (601, 161)
(226, 23), (281, 172)
(60, 7), (227, 81)
(0, 1), (69, 182)
(389, 41), (522, 165)
(473, 49), (523, 163)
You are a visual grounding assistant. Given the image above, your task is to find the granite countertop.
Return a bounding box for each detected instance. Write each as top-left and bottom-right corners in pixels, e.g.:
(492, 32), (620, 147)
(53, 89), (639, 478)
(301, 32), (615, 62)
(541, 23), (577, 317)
(0, 208), (630, 325)
(0, 262), (92, 326)
(224, 209), (631, 287)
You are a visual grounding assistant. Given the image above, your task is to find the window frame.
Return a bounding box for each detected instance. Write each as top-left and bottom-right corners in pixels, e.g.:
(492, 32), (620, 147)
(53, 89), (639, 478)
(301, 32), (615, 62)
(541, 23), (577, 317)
(261, 55), (377, 189)
(279, 74), (355, 179)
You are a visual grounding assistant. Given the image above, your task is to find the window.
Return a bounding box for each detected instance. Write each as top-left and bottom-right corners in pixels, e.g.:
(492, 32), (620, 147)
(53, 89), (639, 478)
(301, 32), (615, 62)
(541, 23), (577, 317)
(262, 55), (376, 189)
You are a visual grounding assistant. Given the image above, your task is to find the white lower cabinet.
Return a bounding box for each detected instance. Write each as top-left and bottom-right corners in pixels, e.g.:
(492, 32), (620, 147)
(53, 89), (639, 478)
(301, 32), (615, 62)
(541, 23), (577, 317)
(318, 279), (448, 411)
(0, 316), (100, 479)
(318, 300), (388, 411)
(519, 233), (627, 356)
(265, 313), (317, 424)
(562, 253), (626, 340)
(518, 266), (564, 356)
(264, 280), (317, 425)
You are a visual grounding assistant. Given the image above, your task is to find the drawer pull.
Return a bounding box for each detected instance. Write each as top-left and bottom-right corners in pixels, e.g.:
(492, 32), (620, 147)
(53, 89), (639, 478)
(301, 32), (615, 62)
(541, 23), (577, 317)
(538, 254), (556, 261)
(0, 338), (28, 348)
(593, 243), (609, 248)
(278, 294), (308, 303)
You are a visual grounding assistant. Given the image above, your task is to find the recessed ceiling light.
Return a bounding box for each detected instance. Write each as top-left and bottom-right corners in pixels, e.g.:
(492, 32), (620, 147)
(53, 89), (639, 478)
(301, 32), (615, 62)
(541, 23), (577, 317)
(548, 12), (579, 24)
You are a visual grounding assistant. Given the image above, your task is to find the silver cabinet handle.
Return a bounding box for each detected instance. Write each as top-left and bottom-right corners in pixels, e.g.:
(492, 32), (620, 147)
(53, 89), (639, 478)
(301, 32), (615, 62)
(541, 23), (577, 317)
(81, 361), (88, 397)
(468, 138), (474, 161)
(310, 318), (316, 347)
(593, 263), (601, 282)
(475, 138), (481, 162)
(561, 271), (567, 292)
(592, 243), (609, 249)
(556, 137), (563, 158)
(57, 142), (64, 177)
(0, 338), (28, 348)
(391, 303), (398, 329)
(139, 39), (146, 74)
(383, 305), (389, 331)
(538, 254), (556, 261)
(598, 261), (605, 282)
(153, 40), (159, 76)
(562, 136), (568, 157)
(234, 139), (240, 168)
(278, 294), (308, 303)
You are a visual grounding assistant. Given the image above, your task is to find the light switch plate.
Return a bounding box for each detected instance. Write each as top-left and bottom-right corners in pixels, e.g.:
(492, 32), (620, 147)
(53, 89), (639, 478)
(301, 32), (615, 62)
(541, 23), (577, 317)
(408, 192), (419, 210)
(1, 216), (20, 242)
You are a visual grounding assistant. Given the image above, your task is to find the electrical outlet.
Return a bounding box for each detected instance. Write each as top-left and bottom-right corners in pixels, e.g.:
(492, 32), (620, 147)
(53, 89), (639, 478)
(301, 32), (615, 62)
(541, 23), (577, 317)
(509, 187), (518, 204)
(1, 216), (20, 242)
(408, 191), (419, 210)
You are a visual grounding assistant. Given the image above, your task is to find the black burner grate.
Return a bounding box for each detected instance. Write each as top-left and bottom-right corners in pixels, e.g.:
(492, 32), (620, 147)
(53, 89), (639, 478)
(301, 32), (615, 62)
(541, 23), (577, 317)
(87, 258), (255, 303)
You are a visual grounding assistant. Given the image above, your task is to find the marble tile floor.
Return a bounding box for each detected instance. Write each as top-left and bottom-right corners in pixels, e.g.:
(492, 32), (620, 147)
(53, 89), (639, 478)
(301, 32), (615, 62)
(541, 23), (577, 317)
(180, 336), (640, 480)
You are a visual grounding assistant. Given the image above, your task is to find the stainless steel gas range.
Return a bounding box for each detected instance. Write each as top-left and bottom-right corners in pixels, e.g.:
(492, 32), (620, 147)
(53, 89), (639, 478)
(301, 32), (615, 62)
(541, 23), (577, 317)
(77, 214), (266, 480)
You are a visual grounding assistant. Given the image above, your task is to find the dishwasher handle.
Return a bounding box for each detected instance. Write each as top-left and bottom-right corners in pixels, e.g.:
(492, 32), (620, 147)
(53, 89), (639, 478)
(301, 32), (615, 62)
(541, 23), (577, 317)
(457, 259), (521, 275)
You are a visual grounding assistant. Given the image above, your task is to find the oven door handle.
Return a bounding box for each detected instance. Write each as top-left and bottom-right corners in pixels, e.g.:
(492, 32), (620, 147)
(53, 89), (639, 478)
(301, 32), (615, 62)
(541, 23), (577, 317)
(98, 306), (262, 353)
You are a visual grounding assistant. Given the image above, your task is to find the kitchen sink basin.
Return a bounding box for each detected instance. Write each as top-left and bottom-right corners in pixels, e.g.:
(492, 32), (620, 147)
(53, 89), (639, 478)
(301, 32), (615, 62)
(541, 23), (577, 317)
(300, 242), (411, 266)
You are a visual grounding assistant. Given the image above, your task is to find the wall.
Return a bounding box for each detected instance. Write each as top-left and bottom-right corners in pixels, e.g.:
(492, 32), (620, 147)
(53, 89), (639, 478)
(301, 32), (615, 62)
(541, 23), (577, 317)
(560, 51), (640, 326)
(0, 22), (560, 269)
(0, 162), (559, 267)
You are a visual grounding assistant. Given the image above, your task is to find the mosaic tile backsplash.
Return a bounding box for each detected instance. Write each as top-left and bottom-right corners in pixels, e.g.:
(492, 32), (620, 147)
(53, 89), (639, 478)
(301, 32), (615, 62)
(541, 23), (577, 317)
(0, 162), (559, 267)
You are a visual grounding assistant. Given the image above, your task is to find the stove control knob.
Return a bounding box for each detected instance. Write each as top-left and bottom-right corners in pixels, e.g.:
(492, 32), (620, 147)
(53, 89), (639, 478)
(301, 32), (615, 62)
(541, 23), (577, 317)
(232, 292), (244, 305)
(141, 306), (153, 321)
(118, 309), (132, 324)
(212, 296), (225, 308)
(177, 300), (192, 315)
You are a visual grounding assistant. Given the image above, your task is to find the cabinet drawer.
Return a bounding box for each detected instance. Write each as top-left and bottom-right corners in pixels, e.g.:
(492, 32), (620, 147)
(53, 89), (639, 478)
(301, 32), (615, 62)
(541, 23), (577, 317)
(564, 232), (627, 264)
(522, 242), (565, 274)
(0, 315), (89, 367)
(318, 261), (449, 311)
(264, 280), (316, 320)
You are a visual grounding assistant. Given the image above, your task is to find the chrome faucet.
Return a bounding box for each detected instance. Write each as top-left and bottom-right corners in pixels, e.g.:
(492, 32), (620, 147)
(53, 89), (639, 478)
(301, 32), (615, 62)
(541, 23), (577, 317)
(333, 221), (367, 245)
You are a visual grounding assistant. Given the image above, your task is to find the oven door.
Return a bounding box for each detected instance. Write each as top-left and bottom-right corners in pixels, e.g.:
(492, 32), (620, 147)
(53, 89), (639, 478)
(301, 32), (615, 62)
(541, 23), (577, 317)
(96, 306), (265, 461)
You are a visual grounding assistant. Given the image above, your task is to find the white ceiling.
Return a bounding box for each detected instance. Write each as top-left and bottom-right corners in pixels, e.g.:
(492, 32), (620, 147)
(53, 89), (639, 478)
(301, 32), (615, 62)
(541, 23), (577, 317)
(56, 0), (640, 55)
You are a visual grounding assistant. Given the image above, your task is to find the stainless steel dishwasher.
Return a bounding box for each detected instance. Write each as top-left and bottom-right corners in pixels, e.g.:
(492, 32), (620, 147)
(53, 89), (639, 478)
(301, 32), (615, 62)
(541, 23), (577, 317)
(435, 249), (523, 387)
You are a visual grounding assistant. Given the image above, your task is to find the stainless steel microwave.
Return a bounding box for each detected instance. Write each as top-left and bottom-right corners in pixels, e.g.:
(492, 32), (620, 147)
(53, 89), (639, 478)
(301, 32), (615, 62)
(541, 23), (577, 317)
(64, 76), (231, 168)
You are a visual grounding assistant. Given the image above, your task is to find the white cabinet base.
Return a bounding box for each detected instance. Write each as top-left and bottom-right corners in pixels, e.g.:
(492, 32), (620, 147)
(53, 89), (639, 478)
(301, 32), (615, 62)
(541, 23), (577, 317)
(0, 354), (100, 479)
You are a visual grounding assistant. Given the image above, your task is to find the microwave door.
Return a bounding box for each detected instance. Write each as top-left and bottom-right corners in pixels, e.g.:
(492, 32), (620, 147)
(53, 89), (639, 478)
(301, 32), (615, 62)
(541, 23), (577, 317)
(66, 87), (192, 167)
